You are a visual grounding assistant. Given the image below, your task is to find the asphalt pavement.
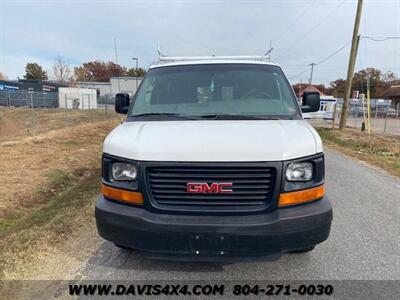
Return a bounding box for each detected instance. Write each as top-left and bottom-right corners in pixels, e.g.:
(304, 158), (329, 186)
(78, 148), (400, 281)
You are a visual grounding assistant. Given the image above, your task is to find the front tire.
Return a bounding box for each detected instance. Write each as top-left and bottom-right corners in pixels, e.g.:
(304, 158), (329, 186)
(288, 246), (315, 253)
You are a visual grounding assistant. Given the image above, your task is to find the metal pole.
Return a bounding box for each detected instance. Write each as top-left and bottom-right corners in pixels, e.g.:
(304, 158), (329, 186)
(396, 102), (399, 118)
(132, 57), (139, 94)
(64, 93), (68, 128)
(355, 100), (358, 128)
(308, 63), (315, 85)
(114, 38), (121, 93)
(88, 94), (92, 123)
(339, 0), (363, 130)
(105, 95), (108, 115)
(136, 58), (138, 92)
(331, 102), (338, 130)
(367, 75), (371, 135)
(81, 93), (85, 122)
(31, 93), (35, 136)
(384, 103), (389, 133)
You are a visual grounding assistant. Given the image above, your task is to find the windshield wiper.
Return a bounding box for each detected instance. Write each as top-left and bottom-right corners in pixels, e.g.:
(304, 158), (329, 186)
(131, 113), (285, 120)
(131, 113), (196, 120)
(197, 114), (280, 120)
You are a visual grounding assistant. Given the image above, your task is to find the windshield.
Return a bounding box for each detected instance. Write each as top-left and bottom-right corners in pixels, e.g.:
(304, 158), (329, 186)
(129, 64), (301, 119)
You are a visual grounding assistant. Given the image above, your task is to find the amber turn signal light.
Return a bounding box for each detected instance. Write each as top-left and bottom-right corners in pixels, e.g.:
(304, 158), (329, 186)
(101, 184), (143, 205)
(278, 185), (324, 207)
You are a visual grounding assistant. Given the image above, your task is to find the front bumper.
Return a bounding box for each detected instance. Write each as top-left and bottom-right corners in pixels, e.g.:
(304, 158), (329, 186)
(95, 196), (332, 261)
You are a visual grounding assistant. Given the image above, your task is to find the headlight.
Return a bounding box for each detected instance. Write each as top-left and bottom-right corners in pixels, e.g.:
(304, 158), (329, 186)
(286, 162), (313, 181)
(111, 162), (137, 181)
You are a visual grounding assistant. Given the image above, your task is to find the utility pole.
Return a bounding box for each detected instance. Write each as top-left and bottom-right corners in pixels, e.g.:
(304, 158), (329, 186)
(339, 0), (363, 130)
(299, 80), (303, 98)
(308, 63), (316, 85)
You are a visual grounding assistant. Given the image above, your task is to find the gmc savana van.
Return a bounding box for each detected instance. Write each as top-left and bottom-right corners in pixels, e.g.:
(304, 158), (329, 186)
(95, 56), (332, 261)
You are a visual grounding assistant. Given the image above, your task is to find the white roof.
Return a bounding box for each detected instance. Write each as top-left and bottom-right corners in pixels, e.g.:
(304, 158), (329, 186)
(150, 56), (279, 69)
(76, 81), (110, 85)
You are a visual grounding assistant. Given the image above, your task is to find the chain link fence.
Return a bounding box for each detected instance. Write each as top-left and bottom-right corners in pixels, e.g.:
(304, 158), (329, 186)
(0, 90), (118, 141)
(0, 89), (59, 108)
(3, 90), (399, 139)
(310, 98), (400, 135)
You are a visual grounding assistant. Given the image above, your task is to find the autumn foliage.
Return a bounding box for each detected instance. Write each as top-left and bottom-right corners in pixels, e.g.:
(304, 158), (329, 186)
(74, 61), (146, 82)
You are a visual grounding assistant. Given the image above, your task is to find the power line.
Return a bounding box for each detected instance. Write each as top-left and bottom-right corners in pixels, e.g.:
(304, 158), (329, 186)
(275, 0), (346, 61)
(288, 35), (400, 81)
(315, 40), (352, 65)
(288, 67), (311, 80)
(288, 39), (352, 80)
(361, 36), (400, 42)
(273, 0), (317, 45)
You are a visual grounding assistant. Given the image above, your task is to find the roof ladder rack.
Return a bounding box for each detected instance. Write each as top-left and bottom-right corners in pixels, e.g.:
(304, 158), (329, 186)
(158, 55), (271, 63)
(156, 42), (274, 64)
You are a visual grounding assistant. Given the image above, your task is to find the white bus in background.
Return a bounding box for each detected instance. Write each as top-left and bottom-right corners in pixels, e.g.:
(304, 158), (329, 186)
(302, 96), (337, 120)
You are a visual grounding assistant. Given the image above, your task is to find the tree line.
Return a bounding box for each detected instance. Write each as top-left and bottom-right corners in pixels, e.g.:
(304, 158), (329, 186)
(1, 60), (398, 99)
(292, 68), (399, 99)
(1, 56), (146, 83)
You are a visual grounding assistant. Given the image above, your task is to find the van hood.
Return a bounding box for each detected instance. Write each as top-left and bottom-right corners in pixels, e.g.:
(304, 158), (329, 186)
(103, 120), (322, 162)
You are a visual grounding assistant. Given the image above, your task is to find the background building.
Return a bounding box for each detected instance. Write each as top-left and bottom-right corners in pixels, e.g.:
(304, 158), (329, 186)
(0, 80), (22, 91)
(58, 87), (97, 109)
(76, 81), (111, 97)
(382, 85), (400, 110)
(18, 79), (69, 92)
(110, 77), (142, 96)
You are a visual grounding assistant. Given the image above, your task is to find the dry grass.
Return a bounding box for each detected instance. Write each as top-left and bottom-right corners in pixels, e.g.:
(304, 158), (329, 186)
(0, 107), (115, 142)
(0, 109), (120, 273)
(0, 118), (120, 212)
(317, 127), (400, 178)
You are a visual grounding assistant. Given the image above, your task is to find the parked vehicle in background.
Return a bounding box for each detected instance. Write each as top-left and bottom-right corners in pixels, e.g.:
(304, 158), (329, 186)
(95, 56), (333, 261)
(386, 108), (397, 117)
(302, 96), (337, 120)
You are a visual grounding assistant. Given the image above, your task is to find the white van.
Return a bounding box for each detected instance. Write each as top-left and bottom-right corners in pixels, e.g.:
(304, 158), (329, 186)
(95, 56), (332, 261)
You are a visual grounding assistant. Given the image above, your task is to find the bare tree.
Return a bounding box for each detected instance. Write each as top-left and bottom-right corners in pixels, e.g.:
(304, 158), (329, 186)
(0, 71), (7, 80)
(51, 56), (71, 83)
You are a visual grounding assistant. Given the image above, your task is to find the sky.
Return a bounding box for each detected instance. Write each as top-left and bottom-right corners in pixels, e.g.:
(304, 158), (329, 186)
(1, 0), (399, 85)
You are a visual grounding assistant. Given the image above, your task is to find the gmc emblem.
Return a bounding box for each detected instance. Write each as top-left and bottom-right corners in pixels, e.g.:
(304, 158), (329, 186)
(186, 182), (233, 194)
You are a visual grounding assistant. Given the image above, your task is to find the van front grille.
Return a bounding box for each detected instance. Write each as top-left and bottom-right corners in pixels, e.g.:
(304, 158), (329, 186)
(145, 164), (276, 211)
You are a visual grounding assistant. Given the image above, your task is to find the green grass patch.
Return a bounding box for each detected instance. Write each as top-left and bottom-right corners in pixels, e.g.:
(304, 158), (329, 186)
(0, 170), (101, 276)
(45, 169), (74, 188)
(0, 171), (99, 239)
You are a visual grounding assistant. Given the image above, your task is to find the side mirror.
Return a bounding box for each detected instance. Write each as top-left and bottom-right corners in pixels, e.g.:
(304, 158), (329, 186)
(115, 93), (130, 114)
(301, 92), (320, 113)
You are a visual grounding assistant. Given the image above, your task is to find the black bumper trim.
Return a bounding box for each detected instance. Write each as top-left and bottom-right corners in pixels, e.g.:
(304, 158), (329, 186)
(95, 196), (332, 261)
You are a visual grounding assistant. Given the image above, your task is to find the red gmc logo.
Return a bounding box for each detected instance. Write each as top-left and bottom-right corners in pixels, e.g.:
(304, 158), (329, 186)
(186, 182), (233, 194)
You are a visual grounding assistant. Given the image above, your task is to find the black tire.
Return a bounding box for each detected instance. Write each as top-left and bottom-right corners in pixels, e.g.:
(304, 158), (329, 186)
(114, 243), (134, 251)
(288, 246), (315, 253)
